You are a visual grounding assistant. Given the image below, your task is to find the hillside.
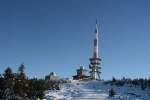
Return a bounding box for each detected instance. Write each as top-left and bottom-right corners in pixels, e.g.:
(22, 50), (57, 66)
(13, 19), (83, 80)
(45, 80), (150, 100)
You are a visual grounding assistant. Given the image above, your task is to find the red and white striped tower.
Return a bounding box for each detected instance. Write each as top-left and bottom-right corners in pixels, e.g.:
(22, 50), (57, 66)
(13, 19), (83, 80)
(89, 19), (101, 80)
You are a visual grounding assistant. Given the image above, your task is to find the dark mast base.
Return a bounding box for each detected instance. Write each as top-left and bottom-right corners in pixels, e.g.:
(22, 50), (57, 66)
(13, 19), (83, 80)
(89, 57), (101, 80)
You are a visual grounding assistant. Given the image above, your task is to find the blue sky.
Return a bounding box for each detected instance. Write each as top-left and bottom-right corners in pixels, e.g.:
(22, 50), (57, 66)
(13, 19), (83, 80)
(0, 0), (150, 79)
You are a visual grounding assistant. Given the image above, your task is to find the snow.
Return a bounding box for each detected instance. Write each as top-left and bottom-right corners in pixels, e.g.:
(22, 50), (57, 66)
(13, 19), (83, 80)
(45, 80), (150, 100)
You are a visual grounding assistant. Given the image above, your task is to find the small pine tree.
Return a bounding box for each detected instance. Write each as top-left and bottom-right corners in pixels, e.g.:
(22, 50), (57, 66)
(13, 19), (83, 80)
(141, 83), (145, 90)
(112, 77), (116, 83)
(109, 88), (116, 97)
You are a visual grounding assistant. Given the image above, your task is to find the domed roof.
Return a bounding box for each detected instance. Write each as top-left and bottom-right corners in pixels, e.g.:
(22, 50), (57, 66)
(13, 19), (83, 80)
(50, 72), (57, 76)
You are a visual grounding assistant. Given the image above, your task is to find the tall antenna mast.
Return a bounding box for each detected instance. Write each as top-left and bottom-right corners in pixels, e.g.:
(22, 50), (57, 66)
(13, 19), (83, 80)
(89, 18), (101, 80)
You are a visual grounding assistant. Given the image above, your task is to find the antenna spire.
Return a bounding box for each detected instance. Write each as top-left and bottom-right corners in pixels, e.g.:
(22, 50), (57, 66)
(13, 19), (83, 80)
(89, 18), (101, 80)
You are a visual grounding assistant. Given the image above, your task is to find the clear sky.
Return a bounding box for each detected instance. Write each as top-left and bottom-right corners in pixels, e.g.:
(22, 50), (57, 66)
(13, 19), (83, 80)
(0, 0), (150, 79)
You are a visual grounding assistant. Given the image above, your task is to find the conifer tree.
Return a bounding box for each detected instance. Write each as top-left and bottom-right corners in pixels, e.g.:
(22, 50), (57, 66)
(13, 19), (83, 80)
(3, 67), (14, 80)
(0, 74), (4, 98)
(2, 67), (14, 99)
(14, 64), (28, 99)
(109, 88), (116, 97)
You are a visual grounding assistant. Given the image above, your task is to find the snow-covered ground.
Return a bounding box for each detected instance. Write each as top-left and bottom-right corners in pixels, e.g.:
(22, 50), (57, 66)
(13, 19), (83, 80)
(45, 80), (150, 100)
